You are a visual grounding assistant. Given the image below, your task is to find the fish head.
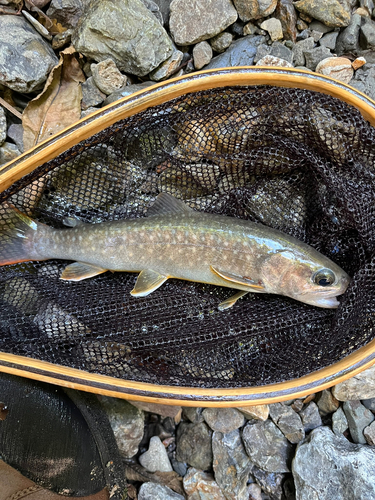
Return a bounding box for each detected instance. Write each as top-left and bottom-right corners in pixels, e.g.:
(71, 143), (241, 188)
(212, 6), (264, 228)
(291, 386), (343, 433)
(259, 249), (350, 309)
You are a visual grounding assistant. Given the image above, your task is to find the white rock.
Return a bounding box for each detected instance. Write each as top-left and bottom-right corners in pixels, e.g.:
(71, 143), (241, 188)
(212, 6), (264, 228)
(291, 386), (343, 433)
(256, 55), (293, 67)
(139, 436), (173, 472)
(315, 57), (354, 84)
(260, 18), (283, 41)
(332, 364), (375, 401)
(91, 59), (127, 95)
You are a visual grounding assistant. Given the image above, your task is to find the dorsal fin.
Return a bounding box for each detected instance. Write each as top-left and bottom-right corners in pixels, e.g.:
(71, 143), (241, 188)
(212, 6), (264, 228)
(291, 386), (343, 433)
(147, 193), (194, 217)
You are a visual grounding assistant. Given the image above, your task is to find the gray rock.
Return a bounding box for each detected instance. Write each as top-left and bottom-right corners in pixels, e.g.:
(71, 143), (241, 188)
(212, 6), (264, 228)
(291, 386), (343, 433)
(52, 29), (73, 50)
(292, 37), (315, 67)
(212, 429), (252, 500)
(270, 41), (293, 62)
(269, 403), (305, 444)
(0, 106), (6, 147)
(169, 0), (238, 45)
(309, 20), (335, 33)
(139, 435), (173, 472)
(182, 407), (204, 424)
(236, 405), (269, 421)
(332, 364), (375, 401)
(6, 123), (23, 153)
(104, 81), (155, 105)
(138, 482), (184, 500)
(81, 77), (106, 110)
(183, 468), (226, 499)
(251, 466), (285, 500)
(205, 35), (266, 69)
(335, 14), (362, 55)
(72, 0), (173, 77)
(364, 420), (375, 445)
(0, 142), (20, 166)
(141, 0), (164, 24)
(203, 408), (245, 433)
(332, 406), (349, 435)
(193, 41), (213, 70)
(247, 483), (262, 500)
(349, 64), (375, 101)
(0, 16), (58, 93)
(80, 106), (100, 118)
(254, 44), (271, 64)
(98, 396), (144, 458)
(176, 421), (213, 470)
(242, 420), (294, 473)
(171, 458), (187, 477)
(303, 45), (332, 71)
(292, 426), (375, 500)
(316, 389), (340, 416)
(299, 402), (322, 433)
(362, 397), (375, 410)
(152, 0), (172, 26)
(233, 0), (278, 22)
(360, 17), (375, 49)
(319, 31), (339, 49)
(91, 59), (126, 95)
(343, 400), (375, 444)
(149, 47), (183, 80)
(47, 0), (88, 29)
(210, 32), (234, 53)
(294, 0), (351, 28)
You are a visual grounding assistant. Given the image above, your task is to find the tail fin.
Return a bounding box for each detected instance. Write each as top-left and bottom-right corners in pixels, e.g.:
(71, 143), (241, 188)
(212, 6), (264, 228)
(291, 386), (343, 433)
(0, 203), (47, 266)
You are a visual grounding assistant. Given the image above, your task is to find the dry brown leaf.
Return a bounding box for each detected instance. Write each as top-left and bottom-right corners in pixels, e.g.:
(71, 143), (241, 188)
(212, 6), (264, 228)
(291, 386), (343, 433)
(38, 15), (67, 34)
(22, 46), (85, 152)
(125, 464), (185, 497)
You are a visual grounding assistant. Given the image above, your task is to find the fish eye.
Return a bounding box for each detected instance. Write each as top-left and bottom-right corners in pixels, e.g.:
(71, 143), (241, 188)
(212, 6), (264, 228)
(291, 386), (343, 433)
(313, 269), (336, 287)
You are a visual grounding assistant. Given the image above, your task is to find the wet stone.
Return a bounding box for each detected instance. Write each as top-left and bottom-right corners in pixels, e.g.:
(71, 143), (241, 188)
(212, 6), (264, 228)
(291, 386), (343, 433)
(169, 0), (238, 45)
(81, 77), (106, 110)
(299, 402), (322, 433)
(269, 403), (305, 443)
(275, 0), (298, 42)
(212, 429), (252, 500)
(332, 364), (375, 401)
(176, 422), (213, 470)
(331, 406), (348, 436)
(315, 389), (340, 416)
(294, 0), (351, 28)
(139, 435), (173, 472)
(364, 421), (375, 445)
(183, 468), (226, 500)
(236, 405), (269, 421)
(242, 420), (294, 473)
(0, 107), (6, 147)
(202, 408), (245, 433)
(210, 32), (234, 53)
(193, 41), (213, 70)
(205, 35), (266, 69)
(233, 0), (278, 22)
(343, 400), (375, 444)
(303, 45), (332, 71)
(251, 465), (285, 500)
(138, 482), (184, 500)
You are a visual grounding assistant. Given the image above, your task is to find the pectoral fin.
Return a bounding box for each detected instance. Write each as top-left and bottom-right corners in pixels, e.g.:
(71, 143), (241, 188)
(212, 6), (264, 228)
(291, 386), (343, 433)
(210, 266), (265, 291)
(218, 291), (249, 311)
(61, 262), (108, 281)
(130, 269), (168, 297)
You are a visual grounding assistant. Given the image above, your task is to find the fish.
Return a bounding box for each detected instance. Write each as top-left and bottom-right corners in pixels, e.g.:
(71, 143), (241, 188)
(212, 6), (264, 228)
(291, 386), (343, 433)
(0, 193), (350, 310)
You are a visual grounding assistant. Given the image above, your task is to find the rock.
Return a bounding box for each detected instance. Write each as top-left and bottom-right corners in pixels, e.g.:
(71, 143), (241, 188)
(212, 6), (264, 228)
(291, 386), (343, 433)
(256, 55), (293, 67)
(152, 0), (172, 26)
(210, 32), (234, 53)
(247, 483), (262, 500)
(81, 76), (106, 110)
(294, 0), (351, 28)
(243, 22), (259, 35)
(141, 0), (164, 24)
(202, 408), (245, 433)
(128, 401), (182, 421)
(236, 405), (269, 421)
(193, 41), (213, 70)
(251, 466), (285, 500)
(6, 123), (23, 153)
(355, 6), (371, 17)
(91, 59), (126, 95)
(299, 402), (322, 432)
(22, 10), (52, 41)
(309, 20), (334, 33)
(138, 482), (185, 500)
(292, 426), (375, 500)
(350, 64), (375, 100)
(360, 17), (375, 49)
(98, 396), (144, 458)
(332, 364), (375, 401)
(72, 0), (173, 77)
(233, 0), (278, 22)
(362, 397), (375, 410)
(270, 41), (293, 62)
(52, 29), (73, 50)
(343, 400), (375, 444)
(0, 142), (20, 166)
(332, 407), (349, 436)
(0, 16), (58, 93)
(205, 35), (266, 69)
(171, 458), (187, 477)
(104, 81), (155, 105)
(352, 56), (366, 69)
(260, 18), (283, 41)
(183, 468), (226, 500)
(303, 45), (332, 71)
(292, 36), (315, 66)
(212, 429), (252, 500)
(150, 47), (184, 80)
(176, 422), (213, 470)
(182, 407), (204, 424)
(364, 421), (375, 445)
(275, 0), (298, 42)
(0, 107), (6, 147)
(253, 43), (271, 63)
(169, 0), (237, 45)
(139, 436), (173, 472)
(242, 420), (294, 473)
(319, 31), (339, 49)
(269, 403), (305, 443)
(80, 106), (99, 118)
(47, 0), (88, 29)
(315, 389), (340, 416)
(335, 13), (362, 55)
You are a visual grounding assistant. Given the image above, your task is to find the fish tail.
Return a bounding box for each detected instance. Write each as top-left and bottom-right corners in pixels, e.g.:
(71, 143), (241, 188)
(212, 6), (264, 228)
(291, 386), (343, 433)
(0, 203), (48, 266)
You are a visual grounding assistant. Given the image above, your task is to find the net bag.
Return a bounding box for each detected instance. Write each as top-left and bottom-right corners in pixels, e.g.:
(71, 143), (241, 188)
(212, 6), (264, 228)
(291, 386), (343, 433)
(0, 68), (374, 406)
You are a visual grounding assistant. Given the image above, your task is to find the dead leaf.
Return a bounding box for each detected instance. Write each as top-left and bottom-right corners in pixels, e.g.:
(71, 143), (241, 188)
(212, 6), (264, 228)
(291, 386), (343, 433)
(22, 46), (85, 152)
(125, 463), (186, 497)
(38, 15), (67, 34)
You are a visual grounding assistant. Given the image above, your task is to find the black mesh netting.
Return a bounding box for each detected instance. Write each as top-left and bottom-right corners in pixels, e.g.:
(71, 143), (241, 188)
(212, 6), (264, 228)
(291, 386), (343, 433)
(0, 85), (375, 389)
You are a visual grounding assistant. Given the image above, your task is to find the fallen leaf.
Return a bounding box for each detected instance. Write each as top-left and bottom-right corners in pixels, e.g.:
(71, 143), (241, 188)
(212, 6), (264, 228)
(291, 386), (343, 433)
(38, 15), (67, 34)
(23, 46), (85, 152)
(125, 463), (185, 497)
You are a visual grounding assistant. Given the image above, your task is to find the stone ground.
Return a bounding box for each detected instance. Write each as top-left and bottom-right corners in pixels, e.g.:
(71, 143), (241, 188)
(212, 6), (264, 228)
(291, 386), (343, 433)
(1, 0), (375, 499)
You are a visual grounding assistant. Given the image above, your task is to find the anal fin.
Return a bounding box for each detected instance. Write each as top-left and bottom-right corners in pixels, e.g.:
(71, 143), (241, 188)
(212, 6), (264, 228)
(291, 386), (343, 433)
(218, 291), (249, 311)
(210, 266), (265, 291)
(61, 262), (108, 281)
(131, 269), (168, 297)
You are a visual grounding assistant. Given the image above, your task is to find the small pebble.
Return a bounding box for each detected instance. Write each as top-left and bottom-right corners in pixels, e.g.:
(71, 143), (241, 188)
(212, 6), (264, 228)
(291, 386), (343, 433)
(193, 41), (213, 70)
(316, 389), (339, 416)
(352, 57), (367, 70)
(332, 406), (349, 435)
(260, 18), (284, 41)
(315, 57), (354, 84)
(210, 32), (233, 53)
(139, 436), (173, 472)
(91, 59), (127, 95)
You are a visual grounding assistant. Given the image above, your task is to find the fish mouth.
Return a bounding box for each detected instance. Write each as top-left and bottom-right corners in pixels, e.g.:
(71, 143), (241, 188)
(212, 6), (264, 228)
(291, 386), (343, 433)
(297, 288), (345, 308)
